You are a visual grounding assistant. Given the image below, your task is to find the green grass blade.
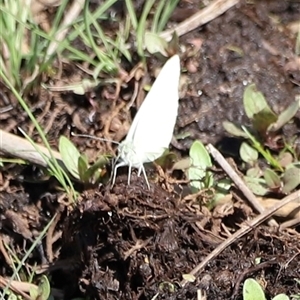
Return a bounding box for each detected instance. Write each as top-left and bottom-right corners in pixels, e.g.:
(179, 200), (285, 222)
(157, 0), (180, 32)
(137, 0), (156, 57)
(125, 0), (138, 30)
(2, 215), (57, 296)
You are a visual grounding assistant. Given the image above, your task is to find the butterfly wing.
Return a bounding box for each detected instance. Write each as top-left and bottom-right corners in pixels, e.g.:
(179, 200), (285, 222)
(113, 55), (180, 188)
(123, 54), (180, 164)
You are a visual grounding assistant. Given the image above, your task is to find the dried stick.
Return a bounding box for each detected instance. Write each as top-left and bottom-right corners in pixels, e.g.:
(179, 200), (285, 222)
(0, 275), (34, 300)
(160, 0), (240, 41)
(206, 144), (278, 227)
(180, 189), (300, 287)
(0, 129), (62, 168)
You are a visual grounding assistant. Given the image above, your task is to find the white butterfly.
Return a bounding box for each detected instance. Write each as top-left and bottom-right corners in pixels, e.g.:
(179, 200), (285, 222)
(112, 54), (181, 189)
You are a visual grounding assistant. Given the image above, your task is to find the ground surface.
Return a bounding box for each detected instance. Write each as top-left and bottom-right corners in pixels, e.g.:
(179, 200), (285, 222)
(0, 1), (300, 299)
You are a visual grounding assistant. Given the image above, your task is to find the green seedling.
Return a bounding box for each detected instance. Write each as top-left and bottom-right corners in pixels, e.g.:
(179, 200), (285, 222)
(243, 278), (290, 300)
(224, 84), (299, 145)
(243, 278), (266, 300)
(224, 84), (300, 196)
(29, 275), (51, 300)
(2, 216), (56, 298)
(144, 31), (169, 55)
(173, 140), (231, 205)
(1, 71), (77, 199)
(188, 140), (213, 192)
(59, 136), (109, 185)
(125, 0), (179, 57)
(3, 244), (53, 300)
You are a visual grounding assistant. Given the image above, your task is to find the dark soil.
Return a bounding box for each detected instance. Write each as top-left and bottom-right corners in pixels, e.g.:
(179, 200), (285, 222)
(0, 1), (300, 299)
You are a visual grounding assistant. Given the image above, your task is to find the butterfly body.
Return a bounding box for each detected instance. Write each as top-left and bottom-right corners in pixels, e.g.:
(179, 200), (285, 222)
(112, 55), (181, 188)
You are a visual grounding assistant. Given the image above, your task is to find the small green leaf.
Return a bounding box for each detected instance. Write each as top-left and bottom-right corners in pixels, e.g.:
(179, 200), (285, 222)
(243, 84), (268, 119)
(144, 31), (168, 55)
(83, 155), (109, 184)
(246, 166), (262, 178)
(172, 157), (191, 171)
(272, 294), (290, 300)
(78, 155), (89, 182)
(278, 152), (293, 168)
(190, 141), (212, 167)
(29, 286), (39, 299)
(155, 151), (177, 170)
(282, 166), (300, 194)
(252, 108), (277, 135)
(268, 99), (300, 132)
(29, 275), (51, 300)
(7, 293), (18, 300)
(241, 126), (283, 171)
(216, 178), (232, 192)
(37, 275), (51, 300)
(223, 121), (249, 138)
(214, 179), (232, 203)
(188, 140), (213, 192)
(59, 136), (81, 179)
(240, 142), (258, 165)
(243, 84), (270, 119)
(243, 84), (277, 135)
(243, 278), (266, 300)
(263, 168), (281, 190)
(244, 176), (269, 196)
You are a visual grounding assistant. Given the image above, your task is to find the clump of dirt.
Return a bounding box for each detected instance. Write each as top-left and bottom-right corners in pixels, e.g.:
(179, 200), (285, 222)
(51, 180), (300, 299)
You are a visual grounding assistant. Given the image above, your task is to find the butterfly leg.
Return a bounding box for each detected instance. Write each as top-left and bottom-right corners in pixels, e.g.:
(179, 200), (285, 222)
(137, 166), (142, 177)
(140, 165), (150, 189)
(127, 163), (132, 185)
(111, 163), (119, 187)
(113, 161), (149, 189)
(137, 165), (150, 189)
(112, 161), (125, 187)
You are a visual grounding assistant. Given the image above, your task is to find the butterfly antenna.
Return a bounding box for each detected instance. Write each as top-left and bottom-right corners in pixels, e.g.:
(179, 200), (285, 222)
(71, 132), (120, 145)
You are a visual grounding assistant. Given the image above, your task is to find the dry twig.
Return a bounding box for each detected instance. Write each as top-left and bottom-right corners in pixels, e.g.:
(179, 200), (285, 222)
(160, 0), (240, 40)
(180, 189), (300, 287)
(0, 129), (62, 168)
(206, 144), (278, 227)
